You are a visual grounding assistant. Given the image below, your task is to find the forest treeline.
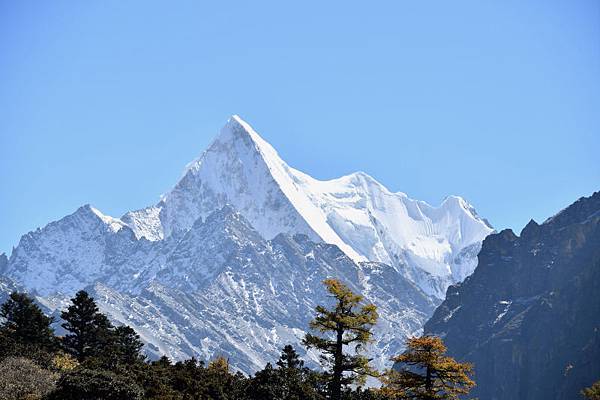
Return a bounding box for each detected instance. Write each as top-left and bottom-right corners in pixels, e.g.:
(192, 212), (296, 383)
(0, 278), (593, 400)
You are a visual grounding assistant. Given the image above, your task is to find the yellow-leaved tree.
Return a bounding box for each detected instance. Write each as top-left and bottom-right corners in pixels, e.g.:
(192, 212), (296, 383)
(381, 335), (475, 400)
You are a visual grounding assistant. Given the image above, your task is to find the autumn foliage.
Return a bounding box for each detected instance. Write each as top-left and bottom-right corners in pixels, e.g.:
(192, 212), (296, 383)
(381, 335), (474, 399)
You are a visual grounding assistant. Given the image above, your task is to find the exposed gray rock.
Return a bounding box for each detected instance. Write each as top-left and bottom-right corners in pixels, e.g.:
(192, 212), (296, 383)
(425, 192), (600, 400)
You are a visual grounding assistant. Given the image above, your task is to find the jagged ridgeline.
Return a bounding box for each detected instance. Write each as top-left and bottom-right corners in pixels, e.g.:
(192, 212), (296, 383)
(0, 116), (492, 373)
(425, 191), (600, 400)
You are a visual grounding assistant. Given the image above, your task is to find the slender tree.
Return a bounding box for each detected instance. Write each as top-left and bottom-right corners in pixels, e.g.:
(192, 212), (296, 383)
(382, 335), (474, 400)
(0, 292), (56, 351)
(303, 279), (378, 400)
(61, 290), (113, 361)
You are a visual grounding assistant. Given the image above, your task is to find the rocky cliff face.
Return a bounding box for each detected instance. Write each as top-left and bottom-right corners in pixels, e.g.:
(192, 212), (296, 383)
(425, 192), (600, 400)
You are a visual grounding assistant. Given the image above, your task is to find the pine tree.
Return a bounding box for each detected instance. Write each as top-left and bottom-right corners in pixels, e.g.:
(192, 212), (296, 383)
(61, 290), (113, 361)
(276, 344), (323, 400)
(303, 279), (378, 400)
(113, 325), (145, 365)
(0, 292), (56, 351)
(382, 335), (474, 400)
(248, 362), (284, 400)
(248, 346), (323, 400)
(276, 344), (304, 370)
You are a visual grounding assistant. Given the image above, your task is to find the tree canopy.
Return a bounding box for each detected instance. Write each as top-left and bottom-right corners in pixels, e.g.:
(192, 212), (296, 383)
(0, 284), (478, 400)
(303, 278), (379, 400)
(0, 292), (56, 351)
(381, 336), (474, 400)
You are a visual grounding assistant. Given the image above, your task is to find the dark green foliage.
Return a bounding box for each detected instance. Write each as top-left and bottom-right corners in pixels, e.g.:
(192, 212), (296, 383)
(247, 363), (284, 399)
(0, 292), (56, 352)
(137, 356), (248, 400)
(111, 325), (146, 365)
(135, 359), (182, 400)
(168, 358), (206, 398)
(342, 387), (390, 400)
(277, 344), (304, 370)
(48, 368), (143, 400)
(61, 290), (114, 361)
(0, 287), (391, 400)
(204, 356), (249, 400)
(246, 345), (325, 400)
(60, 291), (147, 372)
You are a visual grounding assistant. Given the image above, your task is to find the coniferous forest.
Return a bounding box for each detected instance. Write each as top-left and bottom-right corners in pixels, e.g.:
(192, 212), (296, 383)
(2, 278), (598, 400)
(0, 279), (482, 400)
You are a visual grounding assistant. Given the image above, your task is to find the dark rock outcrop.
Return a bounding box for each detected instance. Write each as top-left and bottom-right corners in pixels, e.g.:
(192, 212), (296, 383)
(425, 192), (600, 400)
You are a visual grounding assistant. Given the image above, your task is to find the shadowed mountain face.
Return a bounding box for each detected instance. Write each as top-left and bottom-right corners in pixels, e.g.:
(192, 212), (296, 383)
(425, 192), (600, 400)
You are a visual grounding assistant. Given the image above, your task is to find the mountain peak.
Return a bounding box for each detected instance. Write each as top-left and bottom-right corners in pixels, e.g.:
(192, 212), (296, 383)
(218, 115), (265, 147)
(216, 115), (284, 167)
(84, 205), (126, 232)
(227, 114), (251, 131)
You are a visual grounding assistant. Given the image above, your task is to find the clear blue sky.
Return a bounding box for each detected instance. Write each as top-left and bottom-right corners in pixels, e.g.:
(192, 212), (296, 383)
(1, 1), (599, 254)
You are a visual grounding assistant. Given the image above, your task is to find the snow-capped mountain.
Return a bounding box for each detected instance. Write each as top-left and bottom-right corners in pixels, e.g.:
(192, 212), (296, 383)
(122, 115), (493, 298)
(1, 115), (493, 373)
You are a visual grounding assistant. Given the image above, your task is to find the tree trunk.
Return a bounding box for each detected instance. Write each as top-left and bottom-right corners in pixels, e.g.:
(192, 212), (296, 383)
(426, 364), (433, 400)
(331, 327), (344, 400)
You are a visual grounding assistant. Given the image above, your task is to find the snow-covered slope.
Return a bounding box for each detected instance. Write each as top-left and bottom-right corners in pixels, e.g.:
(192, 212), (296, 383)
(93, 208), (435, 373)
(4, 207), (435, 373)
(6, 204), (176, 296)
(123, 115), (493, 297)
